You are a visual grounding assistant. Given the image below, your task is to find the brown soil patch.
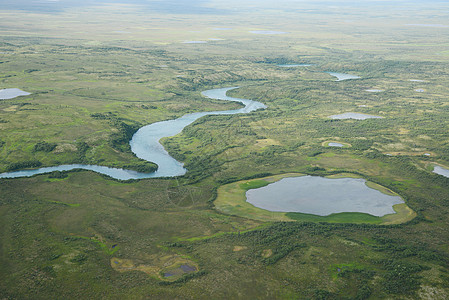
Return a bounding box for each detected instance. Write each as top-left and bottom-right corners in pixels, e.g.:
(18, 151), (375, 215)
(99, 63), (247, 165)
(255, 139), (281, 148)
(233, 246), (247, 252)
(262, 249), (273, 258)
(54, 144), (77, 153)
(3, 105), (18, 112)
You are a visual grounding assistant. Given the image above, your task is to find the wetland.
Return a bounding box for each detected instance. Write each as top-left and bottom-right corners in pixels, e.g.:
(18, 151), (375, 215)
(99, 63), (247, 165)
(1, 0), (449, 298)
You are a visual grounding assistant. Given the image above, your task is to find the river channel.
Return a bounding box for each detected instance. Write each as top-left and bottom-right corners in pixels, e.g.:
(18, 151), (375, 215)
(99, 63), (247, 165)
(0, 71), (368, 180)
(0, 87), (266, 180)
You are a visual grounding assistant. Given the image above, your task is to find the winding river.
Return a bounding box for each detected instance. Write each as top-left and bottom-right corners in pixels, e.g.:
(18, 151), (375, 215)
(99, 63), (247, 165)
(0, 71), (367, 180)
(0, 87), (266, 180)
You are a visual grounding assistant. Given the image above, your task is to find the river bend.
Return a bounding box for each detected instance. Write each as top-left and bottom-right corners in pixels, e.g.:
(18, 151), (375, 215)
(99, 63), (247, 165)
(0, 87), (265, 180)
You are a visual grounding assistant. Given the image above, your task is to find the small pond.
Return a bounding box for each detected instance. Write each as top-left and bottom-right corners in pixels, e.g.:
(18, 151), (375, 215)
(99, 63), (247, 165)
(433, 166), (449, 178)
(249, 30), (287, 35)
(326, 72), (360, 81)
(246, 176), (404, 217)
(328, 142), (344, 147)
(365, 89), (384, 92)
(164, 264), (197, 278)
(329, 112), (383, 120)
(277, 64), (312, 67)
(0, 88), (31, 100)
(182, 41), (207, 44)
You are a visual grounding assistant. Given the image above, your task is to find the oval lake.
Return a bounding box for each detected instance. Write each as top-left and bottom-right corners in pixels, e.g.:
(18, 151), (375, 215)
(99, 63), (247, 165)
(328, 142), (344, 147)
(246, 176), (403, 216)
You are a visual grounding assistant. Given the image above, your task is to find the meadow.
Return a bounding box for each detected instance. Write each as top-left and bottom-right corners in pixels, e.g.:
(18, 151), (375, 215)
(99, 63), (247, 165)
(1, 1), (449, 299)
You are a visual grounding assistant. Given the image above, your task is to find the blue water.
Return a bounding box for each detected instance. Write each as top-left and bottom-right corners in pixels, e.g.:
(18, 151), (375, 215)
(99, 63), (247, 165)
(182, 41), (207, 44)
(329, 112), (383, 120)
(130, 87), (266, 178)
(249, 31), (287, 35)
(0, 87), (266, 180)
(434, 165), (449, 178)
(246, 176), (403, 217)
(0, 88), (31, 100)
(326, 72), (360, 81)
(1, 69), (363, 180)
(0, 164), (161, 181)
(277, 64), (312, 67)
(328, 142), (344, 147)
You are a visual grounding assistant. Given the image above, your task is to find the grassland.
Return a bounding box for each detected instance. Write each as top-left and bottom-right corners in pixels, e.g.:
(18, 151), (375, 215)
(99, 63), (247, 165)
(1, 1), (449, 299)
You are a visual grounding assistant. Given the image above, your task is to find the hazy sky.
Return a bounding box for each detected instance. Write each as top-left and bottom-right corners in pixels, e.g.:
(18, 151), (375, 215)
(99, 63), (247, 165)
(1, 0), (447, 14)
(0, 0), (227, 14)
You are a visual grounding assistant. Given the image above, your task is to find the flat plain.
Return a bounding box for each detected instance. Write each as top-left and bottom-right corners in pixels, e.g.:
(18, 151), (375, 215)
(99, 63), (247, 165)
(1, 1), (449, 299)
